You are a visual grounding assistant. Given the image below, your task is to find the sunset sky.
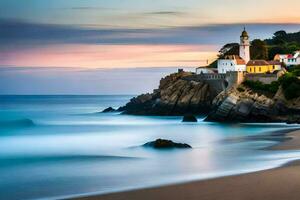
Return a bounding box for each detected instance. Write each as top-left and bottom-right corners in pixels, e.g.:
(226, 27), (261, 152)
(1, 0), (300, 94)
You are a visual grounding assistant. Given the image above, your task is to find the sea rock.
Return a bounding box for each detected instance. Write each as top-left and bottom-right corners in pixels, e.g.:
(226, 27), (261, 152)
(102, 107), (116, 113)
(143, 139), (192, 149)
(119, 72), (223, 116)
(182, 115), (198, 122)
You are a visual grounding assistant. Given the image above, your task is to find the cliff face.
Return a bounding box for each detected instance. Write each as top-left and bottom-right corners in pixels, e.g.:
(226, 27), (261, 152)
(119, 71), (300, 122)
(205, 85), (300, 123)
(119, 72), (221, 116)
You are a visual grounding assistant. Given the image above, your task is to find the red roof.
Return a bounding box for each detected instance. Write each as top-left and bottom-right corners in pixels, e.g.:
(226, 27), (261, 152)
(223, 55), (246, 65)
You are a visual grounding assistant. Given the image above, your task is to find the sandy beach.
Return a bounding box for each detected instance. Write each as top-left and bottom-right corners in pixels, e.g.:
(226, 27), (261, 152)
(75, 129), (300, 200)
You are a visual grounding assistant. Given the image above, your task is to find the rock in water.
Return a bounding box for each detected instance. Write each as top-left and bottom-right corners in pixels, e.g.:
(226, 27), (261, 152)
(102, 107), (116, 113)
(182, 115), (198, 122)
(143, 139), (192, 149)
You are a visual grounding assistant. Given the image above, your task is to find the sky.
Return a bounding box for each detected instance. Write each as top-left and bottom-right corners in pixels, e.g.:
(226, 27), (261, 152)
(1, 0), (300, 94)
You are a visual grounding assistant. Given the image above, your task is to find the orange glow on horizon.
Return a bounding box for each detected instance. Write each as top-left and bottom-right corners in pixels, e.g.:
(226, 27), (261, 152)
(1, 44), (218, 68)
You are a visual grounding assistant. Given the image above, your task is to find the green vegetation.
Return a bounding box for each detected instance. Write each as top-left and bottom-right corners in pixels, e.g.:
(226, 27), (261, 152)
(217, 39), (268, 60)
(243, 73), (300, 100)
(265, 31), (300, 60)
(288, 65), (300, 76)
(243, 80), (280, 94)
(218, 43), (239, 58)
(278, 73), (300, 100)
(250, 39), (268, 60)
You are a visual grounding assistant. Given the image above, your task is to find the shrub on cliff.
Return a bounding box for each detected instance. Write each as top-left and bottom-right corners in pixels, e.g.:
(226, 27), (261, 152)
(279, 73), (300, 100)
(243, 74), (300, 100)
(243, 80), (280, 94)
(288, 65), (300, 76)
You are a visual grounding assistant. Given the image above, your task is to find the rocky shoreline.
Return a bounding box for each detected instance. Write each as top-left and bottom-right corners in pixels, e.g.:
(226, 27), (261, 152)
(118, 71), (221, 116)
(116, 72), (300, 123)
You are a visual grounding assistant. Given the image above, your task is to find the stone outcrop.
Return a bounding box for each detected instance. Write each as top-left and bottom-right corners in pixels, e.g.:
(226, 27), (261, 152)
(205, 85), (300, 123)
(143, 139), (192, 149)
(182, 115), (198, 122)
(102, 107), (117, 113)
(119, 72), (222, 116)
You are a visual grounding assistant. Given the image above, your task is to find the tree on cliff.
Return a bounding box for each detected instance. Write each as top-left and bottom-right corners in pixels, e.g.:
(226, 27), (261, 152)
(217, 40), (268, 60)
(218, 43), (239, 58)
(250, 39), (268, 60)
(266, 30), (300, 59)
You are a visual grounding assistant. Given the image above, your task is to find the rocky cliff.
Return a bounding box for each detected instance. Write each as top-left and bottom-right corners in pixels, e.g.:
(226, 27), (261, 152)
(118, 71), (300, 122)
(205, 85), (300, 123)
(119, 72), (222, 116)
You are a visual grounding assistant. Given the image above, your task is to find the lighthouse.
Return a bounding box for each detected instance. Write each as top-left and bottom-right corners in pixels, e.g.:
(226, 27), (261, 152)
(239, 28), (250, 63)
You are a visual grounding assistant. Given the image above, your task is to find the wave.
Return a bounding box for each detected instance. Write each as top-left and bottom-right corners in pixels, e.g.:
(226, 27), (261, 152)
(0, 118), (35, 128)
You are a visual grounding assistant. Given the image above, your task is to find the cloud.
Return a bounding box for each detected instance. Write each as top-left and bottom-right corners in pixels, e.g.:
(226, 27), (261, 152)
(0, 19), (300, 51)
(143, 11), (186, 16)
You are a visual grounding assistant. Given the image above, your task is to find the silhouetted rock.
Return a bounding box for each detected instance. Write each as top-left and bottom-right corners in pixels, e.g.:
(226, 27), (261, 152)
(143, 139), (192, 149)
(182, 115), (198, 122)
(102, 107), (116, 113)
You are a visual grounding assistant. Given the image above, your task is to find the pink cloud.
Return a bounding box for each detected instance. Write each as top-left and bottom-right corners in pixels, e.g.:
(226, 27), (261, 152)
(1, 44), (218, 68)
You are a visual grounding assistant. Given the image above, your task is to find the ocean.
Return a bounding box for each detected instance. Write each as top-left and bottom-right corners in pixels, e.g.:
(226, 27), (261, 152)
(0, 95), (300, 200)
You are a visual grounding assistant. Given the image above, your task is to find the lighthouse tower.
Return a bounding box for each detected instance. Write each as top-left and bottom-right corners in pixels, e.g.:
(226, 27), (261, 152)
(239, 28), (250, 63)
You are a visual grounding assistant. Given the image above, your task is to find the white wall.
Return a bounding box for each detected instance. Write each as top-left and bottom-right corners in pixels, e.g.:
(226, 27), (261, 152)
(218, 60), (246, 74)
(239, 45), (250, 63)
(218, 60), (234, 74)
(279, 55), (300, 66)
(196, 68), (214, 74)
(286, 58), (300, 66)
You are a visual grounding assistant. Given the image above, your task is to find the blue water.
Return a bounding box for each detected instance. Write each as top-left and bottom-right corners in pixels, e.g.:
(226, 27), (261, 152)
(0, 95), (300, 200)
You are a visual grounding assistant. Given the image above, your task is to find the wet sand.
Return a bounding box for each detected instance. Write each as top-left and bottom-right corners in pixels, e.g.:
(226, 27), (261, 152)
(75, 129), (300, 200)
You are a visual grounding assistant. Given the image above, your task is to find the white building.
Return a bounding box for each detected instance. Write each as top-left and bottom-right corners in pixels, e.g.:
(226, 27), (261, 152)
(217, 55), (246, 74)
(217, 28), (250, 74)
(274, 51), (300, 66)
(239, 28), (251, 63)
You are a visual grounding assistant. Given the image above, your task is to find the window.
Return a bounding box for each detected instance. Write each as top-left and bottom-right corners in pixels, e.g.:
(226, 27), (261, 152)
(273, 65), (275, 69)
(259, 67), (261, 72)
